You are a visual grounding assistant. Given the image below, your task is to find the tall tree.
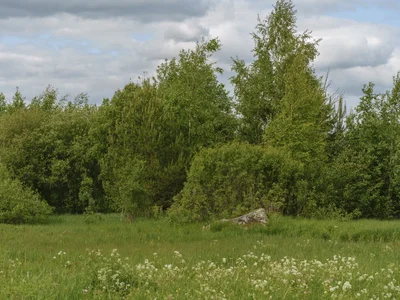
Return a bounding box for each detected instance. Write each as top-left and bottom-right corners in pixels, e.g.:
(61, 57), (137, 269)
(101, 39), (237, 217)
(263, 53), (331, 163)
(156, 38), (237, 208)
(157, 38), (236, 154)
(231, 0), (336, 215)
(262, 51), (333, 215)
(231, 0), (320, 144)
(100, 79), (165, 217)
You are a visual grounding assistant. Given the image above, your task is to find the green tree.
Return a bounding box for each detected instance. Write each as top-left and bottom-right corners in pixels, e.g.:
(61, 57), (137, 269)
(263, 53), (331, 163)
(157, 38), (236, 154)
(332, 75), (400, 218)
(8, 87), (25, 113)
(261, 52), (334, 215)
(231, 0), (320, 144)
(100, 80), (165, 217)
(156, 38), (237, 207)
(101, 39), (237, 217)
(231, 0), (331, 215)
(0, 89), (106, 213)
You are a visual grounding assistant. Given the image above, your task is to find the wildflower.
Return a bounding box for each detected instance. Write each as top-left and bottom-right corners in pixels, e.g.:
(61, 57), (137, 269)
(342, 281), (352, 291)
(174, 251), (182, 258)
(329, 286), (338, 292)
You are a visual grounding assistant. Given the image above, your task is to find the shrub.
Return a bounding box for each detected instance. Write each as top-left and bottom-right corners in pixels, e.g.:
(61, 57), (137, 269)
(168, 142), (300, 222)
(0, 164), (53, 224)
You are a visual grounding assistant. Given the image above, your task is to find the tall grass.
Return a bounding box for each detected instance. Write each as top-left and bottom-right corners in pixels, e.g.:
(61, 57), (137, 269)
(0, 214), (399, 299)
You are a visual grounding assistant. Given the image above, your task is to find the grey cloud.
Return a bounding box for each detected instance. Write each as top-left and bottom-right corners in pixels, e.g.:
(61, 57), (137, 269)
(248, 0), (360, 15)
(0, 0), (212, 22)
(135, 38), (195, 61)
(316, 37), (396, 70)
(317, 59), (400, 104)
(0, 43), (159, 103)
(249, 0), (400, 17)
(299, 17), (400, 97)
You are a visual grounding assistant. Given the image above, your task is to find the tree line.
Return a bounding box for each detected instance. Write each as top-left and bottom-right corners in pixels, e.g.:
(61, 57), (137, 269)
(1, 0), (400, 223)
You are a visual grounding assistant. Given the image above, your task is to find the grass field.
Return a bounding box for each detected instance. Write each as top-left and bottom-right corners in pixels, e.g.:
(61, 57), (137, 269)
(1, 214), (400, 299)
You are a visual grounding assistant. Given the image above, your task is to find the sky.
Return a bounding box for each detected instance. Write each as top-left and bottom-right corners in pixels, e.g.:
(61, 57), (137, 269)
(0, 0), (399, 109)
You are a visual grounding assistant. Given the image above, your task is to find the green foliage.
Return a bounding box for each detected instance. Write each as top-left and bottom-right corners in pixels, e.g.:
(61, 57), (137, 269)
(8, 87), (26, 114)
(0, 92), (6, 115)
(99, 80), (166, 216)
(230, 0), (337, 219)
(331, 75), (400, 218)
(326, 94), (347, 160)
(29, 85), (68, 111)
(232, 0), (321, 144)
(0, 0), (400, 222)
(308, 205), (361, 221)
(263, 52), (331, 163)
(157, 38), (236, 152)
(0, 163), (53, 224)
(156, 38), (237, 204)
(103, 157), (148, 218)
(168, 142), (300, 222)
(101, 39), (236, 217)
(0, 90), (107, 214)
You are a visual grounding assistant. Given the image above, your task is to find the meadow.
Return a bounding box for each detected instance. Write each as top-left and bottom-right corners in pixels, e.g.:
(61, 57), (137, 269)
(1, 214), (400, 299)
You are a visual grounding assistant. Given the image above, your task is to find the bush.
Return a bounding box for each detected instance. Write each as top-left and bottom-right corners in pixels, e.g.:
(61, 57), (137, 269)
(168, 142), (300, 222)
(0, 164), (53, 224)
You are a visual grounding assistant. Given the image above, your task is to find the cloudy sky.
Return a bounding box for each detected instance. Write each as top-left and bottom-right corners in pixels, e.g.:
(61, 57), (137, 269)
(0, 0), (399, 108)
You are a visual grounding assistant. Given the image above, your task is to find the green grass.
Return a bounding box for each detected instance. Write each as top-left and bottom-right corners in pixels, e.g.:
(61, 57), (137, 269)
(1, 214), (400, 299)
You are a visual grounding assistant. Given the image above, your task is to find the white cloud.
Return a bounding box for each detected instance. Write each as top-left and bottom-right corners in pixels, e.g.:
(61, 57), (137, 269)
(164, 22), (210, 42)
(296, 17), (400, 107)
(306, 17), (399, 70)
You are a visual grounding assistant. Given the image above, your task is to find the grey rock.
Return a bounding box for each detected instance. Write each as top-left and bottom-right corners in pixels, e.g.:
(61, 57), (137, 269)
(221, 208), (268, 225)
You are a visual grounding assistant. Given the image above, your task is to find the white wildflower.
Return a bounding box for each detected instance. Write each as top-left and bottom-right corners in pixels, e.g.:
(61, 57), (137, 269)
(342, 281), (352, 291)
